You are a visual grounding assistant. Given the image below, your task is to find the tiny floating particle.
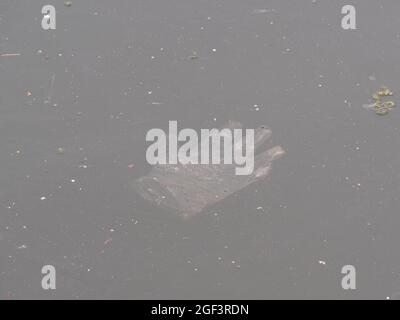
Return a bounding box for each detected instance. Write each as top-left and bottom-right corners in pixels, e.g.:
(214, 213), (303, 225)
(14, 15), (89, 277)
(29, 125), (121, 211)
(56, 147), (65, 155)
(79, 162), (88, 169)
(188, 51), (199, 60)
(104, 237), (112, 245)
(252, 9), (276, 14)
(64, 1), (72, 7)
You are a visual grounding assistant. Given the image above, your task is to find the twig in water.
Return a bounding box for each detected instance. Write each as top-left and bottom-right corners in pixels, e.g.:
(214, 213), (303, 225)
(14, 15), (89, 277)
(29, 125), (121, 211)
(1, 53), (21, 57)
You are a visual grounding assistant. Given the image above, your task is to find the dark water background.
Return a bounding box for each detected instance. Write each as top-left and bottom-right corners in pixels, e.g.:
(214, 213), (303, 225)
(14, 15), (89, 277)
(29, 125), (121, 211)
(1, 0), (400, 299)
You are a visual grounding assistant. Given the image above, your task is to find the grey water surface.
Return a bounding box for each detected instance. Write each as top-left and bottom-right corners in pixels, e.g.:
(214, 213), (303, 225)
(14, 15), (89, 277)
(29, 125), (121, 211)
(1, 0), (400, 299)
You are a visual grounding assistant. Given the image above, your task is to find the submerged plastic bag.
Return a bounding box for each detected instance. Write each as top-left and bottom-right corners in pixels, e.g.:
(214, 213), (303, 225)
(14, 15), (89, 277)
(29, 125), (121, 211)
(131, 121), (284, 219)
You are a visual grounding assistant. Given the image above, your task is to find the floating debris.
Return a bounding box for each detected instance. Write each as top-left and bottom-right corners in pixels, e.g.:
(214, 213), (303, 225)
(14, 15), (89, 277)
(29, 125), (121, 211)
(131, 121), (284, 219)
(1, 53), (20, 57)
(64, 1), (72, 7)
(252, 9), (276, 14)
(367, 86), (396, 116)
(57, 147), (65, 155)
(78, 161), (88, 169)
(146, 102), (164, 105)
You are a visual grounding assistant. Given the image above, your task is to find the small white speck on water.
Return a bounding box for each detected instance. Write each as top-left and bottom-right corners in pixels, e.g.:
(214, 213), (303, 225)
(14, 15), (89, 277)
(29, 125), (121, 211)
(79, 163), (88, 169)
(368, 75), (376, 81)
(40, 196), (47, 201)
(252, 9), (276, 14)
(318, 260), (326, 265)
(212, 48), (217, 52)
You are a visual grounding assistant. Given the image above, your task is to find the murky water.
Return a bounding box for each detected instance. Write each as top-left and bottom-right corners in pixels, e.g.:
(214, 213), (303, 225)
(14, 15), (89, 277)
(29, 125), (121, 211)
(1, 0), (400, 299)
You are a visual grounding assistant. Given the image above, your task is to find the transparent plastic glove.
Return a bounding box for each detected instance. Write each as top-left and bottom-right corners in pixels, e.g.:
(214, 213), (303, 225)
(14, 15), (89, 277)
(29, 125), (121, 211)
(131, 121), (284, 219)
